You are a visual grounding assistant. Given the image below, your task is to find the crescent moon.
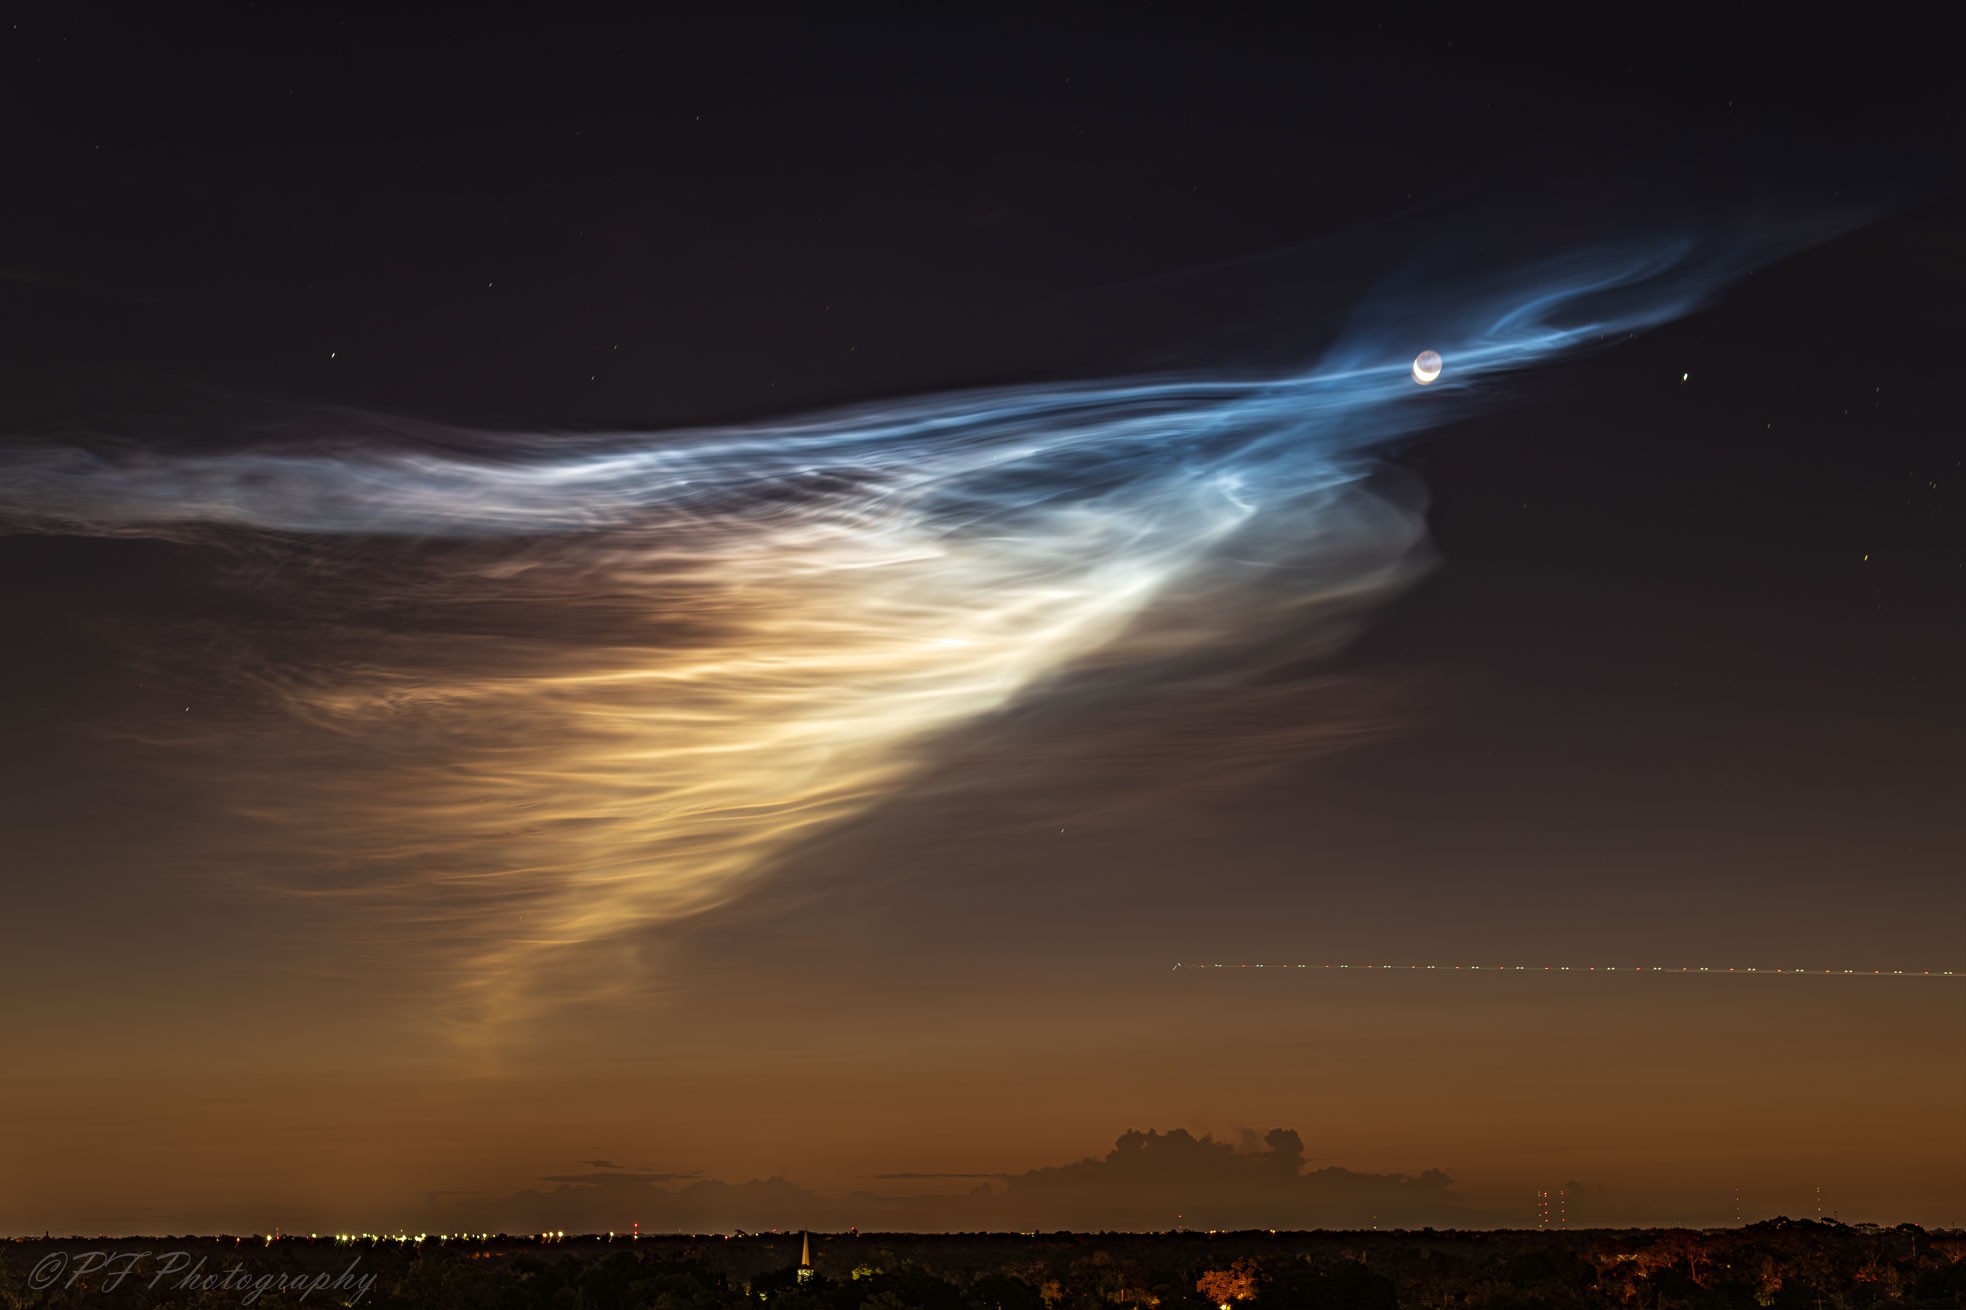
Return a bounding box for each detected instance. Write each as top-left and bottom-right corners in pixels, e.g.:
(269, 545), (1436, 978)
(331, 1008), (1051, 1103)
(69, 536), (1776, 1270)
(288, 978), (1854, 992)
(1411, 350), (1442, 385)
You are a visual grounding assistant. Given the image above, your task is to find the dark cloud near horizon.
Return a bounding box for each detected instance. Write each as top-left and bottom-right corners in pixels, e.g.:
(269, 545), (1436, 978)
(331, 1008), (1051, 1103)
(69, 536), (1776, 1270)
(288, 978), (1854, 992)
(436, 1173), (828, 1235)
(539, 1171), (702, 1186)
(428, 1130), (1467, 1234)
(992, 1129), (1457, 1231)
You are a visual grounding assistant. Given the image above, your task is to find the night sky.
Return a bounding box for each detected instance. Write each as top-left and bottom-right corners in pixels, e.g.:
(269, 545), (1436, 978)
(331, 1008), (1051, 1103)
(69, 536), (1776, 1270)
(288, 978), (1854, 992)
(1, 11), (1961, 1236)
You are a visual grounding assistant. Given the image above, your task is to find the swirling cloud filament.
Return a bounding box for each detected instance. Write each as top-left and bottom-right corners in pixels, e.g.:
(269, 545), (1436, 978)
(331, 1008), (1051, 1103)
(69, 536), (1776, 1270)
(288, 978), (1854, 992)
(0, 238), (1785, 1040)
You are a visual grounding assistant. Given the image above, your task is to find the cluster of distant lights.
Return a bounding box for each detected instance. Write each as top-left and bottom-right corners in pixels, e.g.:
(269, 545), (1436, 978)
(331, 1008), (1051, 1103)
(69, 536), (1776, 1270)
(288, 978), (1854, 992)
(331, 1234), (490, 1244)
(325, 1232), (579, 1244)
(1173, 963), (1960, 977)
(317, 1230), (813, 1244)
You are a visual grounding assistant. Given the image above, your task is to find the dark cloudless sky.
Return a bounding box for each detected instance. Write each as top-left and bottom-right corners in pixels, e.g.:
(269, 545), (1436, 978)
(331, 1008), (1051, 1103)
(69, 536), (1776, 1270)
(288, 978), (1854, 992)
(0, 8), (1961, 1234)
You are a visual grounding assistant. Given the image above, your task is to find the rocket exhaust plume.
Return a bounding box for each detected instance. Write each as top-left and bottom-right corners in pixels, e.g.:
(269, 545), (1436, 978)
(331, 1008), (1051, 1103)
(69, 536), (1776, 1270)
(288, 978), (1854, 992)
(0, 230), (1817, 1043)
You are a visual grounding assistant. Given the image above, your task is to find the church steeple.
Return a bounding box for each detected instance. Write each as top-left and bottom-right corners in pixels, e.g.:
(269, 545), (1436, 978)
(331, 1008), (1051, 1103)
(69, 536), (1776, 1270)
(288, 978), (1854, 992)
(797, 1231), (813, 1283)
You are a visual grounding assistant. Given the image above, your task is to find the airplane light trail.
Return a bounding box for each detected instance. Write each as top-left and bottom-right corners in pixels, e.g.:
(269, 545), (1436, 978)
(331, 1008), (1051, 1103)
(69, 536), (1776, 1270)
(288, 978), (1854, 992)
(1172, 963), (1962, 976)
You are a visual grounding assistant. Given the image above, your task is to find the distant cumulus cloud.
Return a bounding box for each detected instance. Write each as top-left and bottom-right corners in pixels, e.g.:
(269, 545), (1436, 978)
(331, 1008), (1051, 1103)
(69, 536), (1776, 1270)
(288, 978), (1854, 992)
(429, 1129), (1467, 1233)
(992, 1129), (1457, 1231)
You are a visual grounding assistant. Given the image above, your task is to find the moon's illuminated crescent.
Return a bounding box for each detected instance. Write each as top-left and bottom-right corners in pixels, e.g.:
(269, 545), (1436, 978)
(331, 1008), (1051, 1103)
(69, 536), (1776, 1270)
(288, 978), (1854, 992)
(1411, 350), (1443, 385)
